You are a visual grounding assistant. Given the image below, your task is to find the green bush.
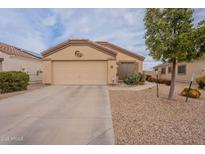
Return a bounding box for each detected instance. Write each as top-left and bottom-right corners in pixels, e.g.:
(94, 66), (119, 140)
(196, 76), (205, 89)
(123, 73), (145, 85)
(181, 88), (201, 98)
(0, 71), (29, 93)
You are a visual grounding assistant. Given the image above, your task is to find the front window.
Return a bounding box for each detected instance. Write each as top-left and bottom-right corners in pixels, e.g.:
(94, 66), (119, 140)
(161, 67), (166, 74)
(168, 67), (172, 73)
(178, 65), (186, 75)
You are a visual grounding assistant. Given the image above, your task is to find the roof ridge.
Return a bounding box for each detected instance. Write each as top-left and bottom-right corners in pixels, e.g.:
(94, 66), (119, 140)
(88, 40), (117, 55)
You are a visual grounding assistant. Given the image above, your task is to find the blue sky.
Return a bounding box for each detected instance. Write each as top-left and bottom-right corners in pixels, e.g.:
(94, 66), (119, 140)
(0, 8), (204, 70)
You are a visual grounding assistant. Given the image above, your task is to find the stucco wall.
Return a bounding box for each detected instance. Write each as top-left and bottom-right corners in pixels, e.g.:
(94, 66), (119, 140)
(156, 60), (205, 83)
(107, 48), (143, 73)
(46, 45), (114, 60)
(107, 60), (117, 84)
(0, 51), (42, 82)
(42, 60), (52, 84)
(43, 45), (144, 85)
(117, 52), (143, 72)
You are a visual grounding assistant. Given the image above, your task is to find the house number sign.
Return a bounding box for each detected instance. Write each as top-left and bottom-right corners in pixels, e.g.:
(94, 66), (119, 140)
(75, 50), (83, 57)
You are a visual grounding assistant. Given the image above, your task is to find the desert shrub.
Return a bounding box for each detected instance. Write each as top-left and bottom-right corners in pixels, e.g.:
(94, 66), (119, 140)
(196, 76), (205, 89)
(0, 71), (29, 93)
(181, 88), (201, 98)
(146, 76), (171, 86)
(145, 74), (152, 80)
(165, 80), (171, 86)
(158, 78), (165, 84)
(147, 76), (157, 82)
(123, 73), (145, 85)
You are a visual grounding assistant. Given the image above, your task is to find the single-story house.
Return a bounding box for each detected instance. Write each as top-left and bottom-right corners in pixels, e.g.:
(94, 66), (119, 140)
(0, 42), (43, 83)
(42, 39), (144, 85)
(152, 57), (205, 83)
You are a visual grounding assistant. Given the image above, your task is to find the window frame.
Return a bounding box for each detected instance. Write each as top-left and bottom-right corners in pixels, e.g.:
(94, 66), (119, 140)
(161, 67), (166, 74)
(178, 64), (186, 75)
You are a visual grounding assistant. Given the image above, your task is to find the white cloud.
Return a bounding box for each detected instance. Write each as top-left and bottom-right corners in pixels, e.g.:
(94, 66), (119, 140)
(122, 9), (144, 26)
(42, 15), (57, 27)
(124, 12), (138, 26)
(50, 9), (74, 22)
(0, 8), (203, 69)
(79, 17), (91, 33)
(143, 56), (162, 70)
(0, 9), (48, 52)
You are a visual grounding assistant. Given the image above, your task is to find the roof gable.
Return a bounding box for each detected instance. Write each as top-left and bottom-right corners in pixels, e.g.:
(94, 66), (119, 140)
(96, 41), (145, 61)
(42, 40), (117, 58)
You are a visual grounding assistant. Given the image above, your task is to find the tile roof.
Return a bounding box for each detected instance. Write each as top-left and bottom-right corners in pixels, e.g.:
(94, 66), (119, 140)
(0, 42), (42, 60)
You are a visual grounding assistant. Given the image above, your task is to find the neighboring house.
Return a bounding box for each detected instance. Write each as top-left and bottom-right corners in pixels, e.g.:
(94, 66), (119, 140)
(42, 39), (144, 85)
(0, 42), (43, 83)
(152, 58), (205, 83)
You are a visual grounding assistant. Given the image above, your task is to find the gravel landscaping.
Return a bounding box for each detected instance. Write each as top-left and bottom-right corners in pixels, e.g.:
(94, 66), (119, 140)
(110, 82), (205, 144)
(109, 82), (155, 91)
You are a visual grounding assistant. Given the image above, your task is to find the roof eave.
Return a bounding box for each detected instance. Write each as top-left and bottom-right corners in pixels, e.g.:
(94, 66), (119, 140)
(42, 40), (117, 58)
(96, 41), (145, 61)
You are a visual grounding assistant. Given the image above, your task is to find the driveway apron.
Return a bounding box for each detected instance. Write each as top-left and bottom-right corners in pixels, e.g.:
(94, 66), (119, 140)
(0, 85), (115, 145)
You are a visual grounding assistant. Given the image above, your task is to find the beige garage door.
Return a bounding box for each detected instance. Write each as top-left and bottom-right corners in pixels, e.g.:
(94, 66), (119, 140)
(52, 61), (107, 85)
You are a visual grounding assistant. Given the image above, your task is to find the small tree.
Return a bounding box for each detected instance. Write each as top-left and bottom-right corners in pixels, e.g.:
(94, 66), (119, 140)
(144, 8), (205, 99)
(194, 20), (205, 54)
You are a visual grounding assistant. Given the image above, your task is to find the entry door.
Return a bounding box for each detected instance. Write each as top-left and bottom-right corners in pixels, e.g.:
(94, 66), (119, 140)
(118, 62), (137, 80)
(52, 61), (108, 85)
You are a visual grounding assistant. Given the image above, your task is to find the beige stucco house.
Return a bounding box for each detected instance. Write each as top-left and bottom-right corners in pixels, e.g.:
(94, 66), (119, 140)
(151, 58), (205, 83)
(42, 39), (144, 85)
(0, 42), (43, 83)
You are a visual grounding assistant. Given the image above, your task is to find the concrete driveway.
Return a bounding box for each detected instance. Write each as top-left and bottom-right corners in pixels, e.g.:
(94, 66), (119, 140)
(0, 85), (115, 145)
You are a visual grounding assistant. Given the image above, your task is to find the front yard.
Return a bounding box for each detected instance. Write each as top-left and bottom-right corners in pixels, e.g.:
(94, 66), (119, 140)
(110, 83), (205, 144)
(0, 83), (46, 100)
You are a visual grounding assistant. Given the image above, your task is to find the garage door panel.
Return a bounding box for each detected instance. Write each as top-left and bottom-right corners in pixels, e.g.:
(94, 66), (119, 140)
(52, 61), (107, 85)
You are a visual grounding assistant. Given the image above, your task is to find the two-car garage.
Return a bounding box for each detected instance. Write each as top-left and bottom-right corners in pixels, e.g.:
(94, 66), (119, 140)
(42, 40), (118, 85)
(52, 61), (108, 85)
(42, 39), (144, 85)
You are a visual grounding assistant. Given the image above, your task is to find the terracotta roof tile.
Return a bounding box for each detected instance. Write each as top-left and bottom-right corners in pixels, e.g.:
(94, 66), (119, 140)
(0, 42), (41, 60)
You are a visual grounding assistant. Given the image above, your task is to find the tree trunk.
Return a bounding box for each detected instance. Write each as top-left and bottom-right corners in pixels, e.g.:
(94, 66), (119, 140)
(168, 59), (176, 99)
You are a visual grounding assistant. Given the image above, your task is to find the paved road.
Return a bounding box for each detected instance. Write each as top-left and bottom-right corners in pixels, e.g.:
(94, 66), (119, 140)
(0, 86), (115, 145)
